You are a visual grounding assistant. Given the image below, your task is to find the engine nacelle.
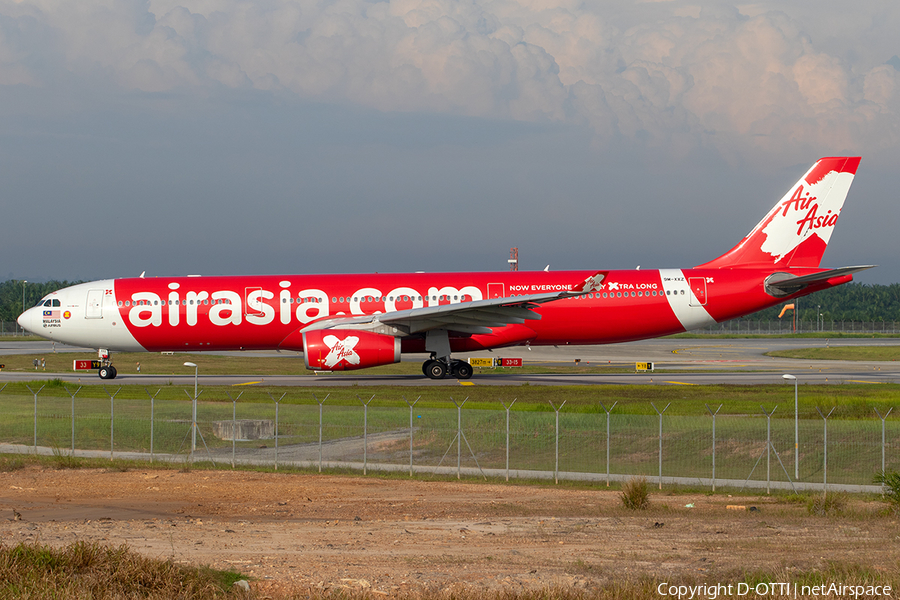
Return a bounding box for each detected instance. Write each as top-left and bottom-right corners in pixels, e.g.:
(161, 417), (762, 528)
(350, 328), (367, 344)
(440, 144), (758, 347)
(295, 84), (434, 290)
(302, 329), (401, 371)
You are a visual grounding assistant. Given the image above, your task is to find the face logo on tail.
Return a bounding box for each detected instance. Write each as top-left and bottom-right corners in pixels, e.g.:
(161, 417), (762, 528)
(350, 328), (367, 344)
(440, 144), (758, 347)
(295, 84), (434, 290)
(322, 334), (361, 368)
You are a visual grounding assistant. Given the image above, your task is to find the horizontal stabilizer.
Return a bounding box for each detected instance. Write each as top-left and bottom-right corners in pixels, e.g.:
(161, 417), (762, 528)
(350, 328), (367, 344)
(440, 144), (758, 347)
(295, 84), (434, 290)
(766, 265), (875, 296)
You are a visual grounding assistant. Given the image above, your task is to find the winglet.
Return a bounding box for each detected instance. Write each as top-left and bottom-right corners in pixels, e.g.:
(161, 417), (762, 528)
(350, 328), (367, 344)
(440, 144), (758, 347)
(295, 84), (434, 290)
(572, 272), (606, 294)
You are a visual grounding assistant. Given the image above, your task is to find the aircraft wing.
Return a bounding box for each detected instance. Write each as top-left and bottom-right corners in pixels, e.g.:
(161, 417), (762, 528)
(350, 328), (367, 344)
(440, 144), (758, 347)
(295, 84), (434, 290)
(300, 271), (606, 336)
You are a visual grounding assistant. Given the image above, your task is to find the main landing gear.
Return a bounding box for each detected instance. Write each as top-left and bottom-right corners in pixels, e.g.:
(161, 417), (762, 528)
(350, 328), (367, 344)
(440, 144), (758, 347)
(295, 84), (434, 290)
(422, 359), (473, 380)
(421, 329), (472, 380)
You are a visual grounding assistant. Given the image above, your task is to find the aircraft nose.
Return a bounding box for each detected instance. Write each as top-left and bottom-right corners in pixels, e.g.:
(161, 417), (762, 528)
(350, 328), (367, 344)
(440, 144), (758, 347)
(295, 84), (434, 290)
(17, 308), (34, 334)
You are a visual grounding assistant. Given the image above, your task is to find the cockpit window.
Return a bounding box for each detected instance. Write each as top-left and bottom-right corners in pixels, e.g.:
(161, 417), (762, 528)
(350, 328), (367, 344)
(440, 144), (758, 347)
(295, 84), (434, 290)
(52, 299), (61, 307)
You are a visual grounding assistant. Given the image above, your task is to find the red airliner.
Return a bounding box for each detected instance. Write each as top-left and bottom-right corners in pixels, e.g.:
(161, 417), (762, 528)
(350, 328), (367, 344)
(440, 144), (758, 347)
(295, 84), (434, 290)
(19, 157), (872, 380)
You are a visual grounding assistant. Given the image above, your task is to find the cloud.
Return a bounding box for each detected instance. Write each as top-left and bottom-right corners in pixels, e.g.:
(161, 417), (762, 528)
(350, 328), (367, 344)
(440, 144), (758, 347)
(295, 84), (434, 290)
(3, 0), (900, 164)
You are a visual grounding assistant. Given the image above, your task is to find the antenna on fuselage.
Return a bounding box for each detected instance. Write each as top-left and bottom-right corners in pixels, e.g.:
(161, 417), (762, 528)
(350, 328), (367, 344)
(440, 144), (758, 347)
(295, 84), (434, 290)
(139, 271), (145, 278)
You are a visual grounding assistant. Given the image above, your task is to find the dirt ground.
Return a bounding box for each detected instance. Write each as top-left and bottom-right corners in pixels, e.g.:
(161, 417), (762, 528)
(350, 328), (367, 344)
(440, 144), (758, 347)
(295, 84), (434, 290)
(0, 466), (898, 596)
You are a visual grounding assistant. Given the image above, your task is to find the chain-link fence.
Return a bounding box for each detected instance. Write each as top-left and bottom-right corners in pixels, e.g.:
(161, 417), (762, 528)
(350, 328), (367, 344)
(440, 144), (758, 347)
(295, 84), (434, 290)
(1, 385), (896, 493)
(691, 320), (900, 334)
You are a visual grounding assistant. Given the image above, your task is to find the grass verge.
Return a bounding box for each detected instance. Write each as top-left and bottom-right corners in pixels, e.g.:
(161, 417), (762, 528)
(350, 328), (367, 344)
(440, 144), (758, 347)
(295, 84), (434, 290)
(0, 541), (245, 599)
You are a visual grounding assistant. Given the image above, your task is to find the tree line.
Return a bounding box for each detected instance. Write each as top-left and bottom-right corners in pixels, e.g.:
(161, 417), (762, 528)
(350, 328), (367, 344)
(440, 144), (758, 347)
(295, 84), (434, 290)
(1, 279), (899, 324)
(742, 282), (900, 323)
(0, 279), (84, 322)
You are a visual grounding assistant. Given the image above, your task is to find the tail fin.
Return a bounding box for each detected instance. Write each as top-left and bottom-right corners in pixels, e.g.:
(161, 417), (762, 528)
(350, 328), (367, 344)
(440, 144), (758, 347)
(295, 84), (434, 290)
(697, 157), (860, 269)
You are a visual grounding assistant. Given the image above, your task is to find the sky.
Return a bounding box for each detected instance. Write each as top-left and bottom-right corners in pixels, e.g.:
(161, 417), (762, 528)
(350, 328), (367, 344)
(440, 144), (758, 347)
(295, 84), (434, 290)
(1, 0), (899, 284)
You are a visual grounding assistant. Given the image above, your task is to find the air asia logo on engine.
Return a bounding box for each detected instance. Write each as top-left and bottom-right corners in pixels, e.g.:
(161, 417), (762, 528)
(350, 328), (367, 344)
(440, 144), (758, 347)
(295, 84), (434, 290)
(323, 335), (361, 368)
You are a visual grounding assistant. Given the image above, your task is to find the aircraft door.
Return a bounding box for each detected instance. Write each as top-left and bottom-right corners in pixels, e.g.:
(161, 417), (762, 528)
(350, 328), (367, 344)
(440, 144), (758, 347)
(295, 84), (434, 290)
(688, 278), (708, 306)
(487, 283), (505, 298)
(85, 289), (104, 319)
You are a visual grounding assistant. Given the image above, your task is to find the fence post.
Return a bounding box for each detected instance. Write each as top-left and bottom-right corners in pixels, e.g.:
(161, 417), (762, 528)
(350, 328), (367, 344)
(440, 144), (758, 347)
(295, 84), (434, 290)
(651, 403), (670, 490)
(144, 389), (160, 463)
(64, 386), (82, 454)
(549, 401), (566, 484)
(706, 404), (722, 492)
(25, 384), (44, 453)
(599, 402), (616, 487)
(404, 396), (420, 477)
(183, 388), (204, 462)
(448, 397), (469, 479)
(104, 387), (121, 461)
(760, 405), (777, 494)
(501, 399), (516, 482)
(816, 407), (836, 496)
(225, 391), (243, 469)
(267, 392), (287, 471)
(314, 394), (329, 472)
(874, 408), (893, 488)
(357, 395), (375, 475)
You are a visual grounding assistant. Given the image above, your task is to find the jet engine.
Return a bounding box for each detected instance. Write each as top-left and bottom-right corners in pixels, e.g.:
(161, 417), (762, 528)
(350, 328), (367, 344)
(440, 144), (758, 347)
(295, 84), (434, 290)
(302, 329), (401, 371)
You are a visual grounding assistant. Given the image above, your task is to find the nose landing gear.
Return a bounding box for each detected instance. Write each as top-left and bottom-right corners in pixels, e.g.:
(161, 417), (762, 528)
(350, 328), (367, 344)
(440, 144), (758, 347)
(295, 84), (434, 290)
(98, 365), (118, 380)
(97, 349), (117, 379)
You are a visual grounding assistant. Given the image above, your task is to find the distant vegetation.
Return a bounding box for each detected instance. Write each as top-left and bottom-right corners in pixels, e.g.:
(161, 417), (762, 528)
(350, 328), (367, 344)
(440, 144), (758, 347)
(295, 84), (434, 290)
(0, 279), (84, 321)
(741, 282), (900, 323)
(1, 279), (899, 323)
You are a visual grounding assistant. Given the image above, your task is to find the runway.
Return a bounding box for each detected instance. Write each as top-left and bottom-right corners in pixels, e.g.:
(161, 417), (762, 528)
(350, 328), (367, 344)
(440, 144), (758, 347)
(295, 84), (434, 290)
(2, 337), (899, 386)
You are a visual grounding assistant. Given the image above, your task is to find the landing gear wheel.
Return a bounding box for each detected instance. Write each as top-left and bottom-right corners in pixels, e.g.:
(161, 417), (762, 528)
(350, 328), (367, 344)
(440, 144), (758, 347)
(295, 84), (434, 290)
(98, 365), (118, 380)
(453, 361), (473, 379)
(422, 360), (436, 377)
(424, 361), (448, 379)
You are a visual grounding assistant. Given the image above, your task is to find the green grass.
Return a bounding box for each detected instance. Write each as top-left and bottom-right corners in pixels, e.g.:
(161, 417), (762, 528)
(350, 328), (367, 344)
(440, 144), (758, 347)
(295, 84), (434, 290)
(0, 335), (43, 342)
(1, 379), (898, 415)
(768, 346), (900, 361)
